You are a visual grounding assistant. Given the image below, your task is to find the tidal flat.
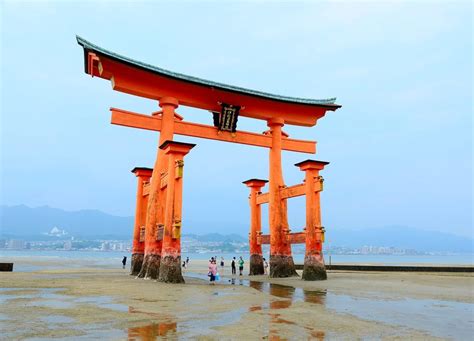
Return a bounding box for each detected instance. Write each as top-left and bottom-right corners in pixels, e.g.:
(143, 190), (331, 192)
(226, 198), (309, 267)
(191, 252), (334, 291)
(0, 257), (472, 340)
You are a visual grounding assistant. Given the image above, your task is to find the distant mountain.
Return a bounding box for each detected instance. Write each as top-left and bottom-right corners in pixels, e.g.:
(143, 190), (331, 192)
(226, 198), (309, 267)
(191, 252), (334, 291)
(1, 205), (472, 253)
(326, 226), (473, 253)
(0, 205), (133, 239)
(183, 233), (247, 243)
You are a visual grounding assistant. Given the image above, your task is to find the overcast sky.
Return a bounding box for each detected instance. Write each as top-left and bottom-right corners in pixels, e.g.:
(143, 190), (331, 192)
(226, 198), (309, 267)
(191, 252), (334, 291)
(1, 1), (472, 237)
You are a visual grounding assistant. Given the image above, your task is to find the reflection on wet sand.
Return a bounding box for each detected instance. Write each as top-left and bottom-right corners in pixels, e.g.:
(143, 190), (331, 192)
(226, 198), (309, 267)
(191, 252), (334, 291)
(128, 321), (177, 340)
(247, 282), (326, 340)
(128, 307), (177, 340)
(248, 281), (327, 305)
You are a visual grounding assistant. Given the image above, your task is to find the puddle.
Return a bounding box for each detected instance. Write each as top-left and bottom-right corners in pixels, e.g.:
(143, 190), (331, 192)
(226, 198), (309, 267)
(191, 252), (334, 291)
(185, 272), (326, 306)
(179, 307), (247, 337)
(127, 303), (247, 338)
(39, 315), (75, 324)
(325, 294), (474, 340)
(74, 295), (128, 312)
(28, 299), (76, 309)
(185, 272), (474, 339)
(1, 287), (128, 312)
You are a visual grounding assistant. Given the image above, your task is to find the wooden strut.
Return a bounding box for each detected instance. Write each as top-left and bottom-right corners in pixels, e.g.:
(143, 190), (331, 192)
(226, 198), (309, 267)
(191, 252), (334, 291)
(110, 108), (316, 154)
(256, 181), (322, 205)
(260, 232), (306, 245)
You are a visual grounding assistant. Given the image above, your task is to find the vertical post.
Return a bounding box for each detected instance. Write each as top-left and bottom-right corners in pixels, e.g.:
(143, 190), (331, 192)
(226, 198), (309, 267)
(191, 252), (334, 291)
(296, 159), (329, 280)
(130, 167), (153, 276)
(138, 97), (178, 279)
(158, 140), (195, 283)
(242, 179), (268, 275)
(267, 117), (298, 277)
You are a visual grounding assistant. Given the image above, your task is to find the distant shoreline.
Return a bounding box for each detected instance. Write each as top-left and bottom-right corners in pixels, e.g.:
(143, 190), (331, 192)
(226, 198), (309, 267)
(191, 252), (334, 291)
(1, 250), (473, 268)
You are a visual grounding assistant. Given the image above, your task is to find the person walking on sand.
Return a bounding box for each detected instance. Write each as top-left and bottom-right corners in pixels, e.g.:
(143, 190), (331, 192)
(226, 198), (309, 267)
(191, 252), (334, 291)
(263, 257), (269, 275)
(220, 257), (225, 272)
(238, 256), (244, 276)
(231, 257), (236, 275)
(122, 256), (127, 269)
(208, 258), (218, 285)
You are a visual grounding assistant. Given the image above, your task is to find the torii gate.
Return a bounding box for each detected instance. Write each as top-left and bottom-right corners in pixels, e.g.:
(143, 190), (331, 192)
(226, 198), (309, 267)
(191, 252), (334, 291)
(77, 36), (341, 282)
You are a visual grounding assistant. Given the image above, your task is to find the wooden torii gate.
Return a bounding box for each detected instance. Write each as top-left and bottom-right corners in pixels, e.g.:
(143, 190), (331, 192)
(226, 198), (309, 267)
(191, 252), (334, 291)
(77, 36), (341, 282)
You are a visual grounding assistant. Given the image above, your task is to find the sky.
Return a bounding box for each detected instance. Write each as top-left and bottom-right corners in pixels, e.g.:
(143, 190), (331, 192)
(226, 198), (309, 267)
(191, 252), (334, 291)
(1, 1), (472, 237)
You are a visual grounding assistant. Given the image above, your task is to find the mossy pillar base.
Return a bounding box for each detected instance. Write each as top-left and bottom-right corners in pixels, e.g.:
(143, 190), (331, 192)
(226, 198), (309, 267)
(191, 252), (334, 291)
(249, 254), (264, 275)
(130, 253), (144, 276)
(302, 254), (327, 281)
(137, 254), (161, 279)
(270, 254), (298, 278)
(158, 255), (184, 283)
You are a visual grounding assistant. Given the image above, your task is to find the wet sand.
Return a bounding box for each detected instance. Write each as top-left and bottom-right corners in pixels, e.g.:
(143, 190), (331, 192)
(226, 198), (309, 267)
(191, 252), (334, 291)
(0, 257), (473, 340)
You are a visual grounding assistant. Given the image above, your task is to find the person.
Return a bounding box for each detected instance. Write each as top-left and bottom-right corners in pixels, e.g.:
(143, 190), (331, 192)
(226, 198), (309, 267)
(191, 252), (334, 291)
(231, 257), (236, 275)
(220, 257), (224, 268)
(208, 257), (217, 285)
(186, 257), (189, 265)
(263, 257), (269, 275)
(122, 256), (127, 269)
(238, 256), (244, 276)
(182, 261), (186, 269)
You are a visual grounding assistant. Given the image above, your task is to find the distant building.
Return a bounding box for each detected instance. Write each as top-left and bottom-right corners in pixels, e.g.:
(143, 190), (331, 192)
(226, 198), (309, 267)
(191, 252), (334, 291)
(7, 239), (25, 250)
(44, 226), (68, 237)
(64, 240), (73, 250)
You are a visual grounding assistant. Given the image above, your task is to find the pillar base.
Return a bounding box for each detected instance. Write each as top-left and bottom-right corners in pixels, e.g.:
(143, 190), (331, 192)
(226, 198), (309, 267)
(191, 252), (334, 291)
(249, 254), (264, 275)
(137, 254), (161, 279)
(269, 254), (298, 278)
(130, 253), (144, 276)
(302, 254), (327, 281)
(158, 255), (184, 283)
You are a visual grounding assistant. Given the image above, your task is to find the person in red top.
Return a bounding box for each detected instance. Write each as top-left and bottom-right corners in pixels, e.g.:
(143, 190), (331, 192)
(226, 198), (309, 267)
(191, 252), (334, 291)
(208, 257), (218, 285)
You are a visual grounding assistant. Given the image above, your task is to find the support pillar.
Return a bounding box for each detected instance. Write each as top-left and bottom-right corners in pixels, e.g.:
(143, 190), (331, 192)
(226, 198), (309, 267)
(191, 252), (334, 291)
(243, 179), (268, 275)
(158, 140), (195, 283)
(267, 118), (298, 277)
(130, 167), (153, 276)
(138, 97), (178, 279)
(296, 159), (329, 280)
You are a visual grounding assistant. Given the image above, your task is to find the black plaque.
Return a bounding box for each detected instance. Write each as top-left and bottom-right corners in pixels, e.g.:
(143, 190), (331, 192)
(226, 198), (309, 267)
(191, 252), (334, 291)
(213, 103), (240, 132)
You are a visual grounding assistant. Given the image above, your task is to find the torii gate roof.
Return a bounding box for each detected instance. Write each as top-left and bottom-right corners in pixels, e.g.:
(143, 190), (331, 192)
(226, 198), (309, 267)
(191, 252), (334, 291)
(77, 36), (341, 126)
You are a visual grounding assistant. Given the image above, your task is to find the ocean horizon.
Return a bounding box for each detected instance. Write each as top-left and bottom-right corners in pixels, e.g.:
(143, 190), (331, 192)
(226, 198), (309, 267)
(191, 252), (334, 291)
(1, 250), (473, 270)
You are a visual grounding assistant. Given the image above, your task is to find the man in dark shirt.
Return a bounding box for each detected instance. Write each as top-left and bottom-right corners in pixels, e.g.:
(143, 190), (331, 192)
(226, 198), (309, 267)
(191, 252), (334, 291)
(231, 257), (236, 275)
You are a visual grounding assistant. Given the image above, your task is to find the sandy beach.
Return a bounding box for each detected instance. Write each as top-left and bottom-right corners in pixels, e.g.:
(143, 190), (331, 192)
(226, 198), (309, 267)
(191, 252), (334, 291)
(0, 256), (473, 340)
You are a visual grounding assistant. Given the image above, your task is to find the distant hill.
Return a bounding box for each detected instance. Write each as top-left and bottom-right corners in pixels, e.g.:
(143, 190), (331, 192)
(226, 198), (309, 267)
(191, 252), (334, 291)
(183, 233), (247, 243)
(1, 205), (472, 253)
(0, 205), (133, 239)
(326, 226), (473, 253)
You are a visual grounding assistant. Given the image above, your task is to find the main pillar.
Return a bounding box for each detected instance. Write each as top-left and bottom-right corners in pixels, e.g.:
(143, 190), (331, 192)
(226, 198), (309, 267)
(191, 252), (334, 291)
(138, 97), (178, 279)
(158, 140), (195, 283)
(243, 179), (268, 275)
(130, 167), (153, 276)
(267, 118), (298, 277)
(296, 159), (329, 280)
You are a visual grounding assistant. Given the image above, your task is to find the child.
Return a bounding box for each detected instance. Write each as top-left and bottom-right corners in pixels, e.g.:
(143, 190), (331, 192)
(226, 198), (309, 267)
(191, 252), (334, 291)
(208, 257), (217, 285)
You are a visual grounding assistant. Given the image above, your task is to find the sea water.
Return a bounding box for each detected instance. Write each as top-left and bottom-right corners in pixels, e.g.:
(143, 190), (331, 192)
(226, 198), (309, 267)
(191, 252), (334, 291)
(1, 250), (473, 271)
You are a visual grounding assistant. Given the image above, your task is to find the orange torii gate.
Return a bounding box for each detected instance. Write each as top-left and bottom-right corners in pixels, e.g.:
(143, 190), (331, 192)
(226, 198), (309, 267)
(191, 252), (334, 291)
(77, 36), (341, 282)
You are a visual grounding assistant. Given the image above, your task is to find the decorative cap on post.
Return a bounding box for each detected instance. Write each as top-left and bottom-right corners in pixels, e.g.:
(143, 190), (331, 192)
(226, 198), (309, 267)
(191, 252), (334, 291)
(242, 178), (268, 188)
(295, 159), (329, 171)
(131, 167), (154, 177)
(159, 140), (196, 155)
(267, 117), (285, 127)
(159, 96), (179, 108)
